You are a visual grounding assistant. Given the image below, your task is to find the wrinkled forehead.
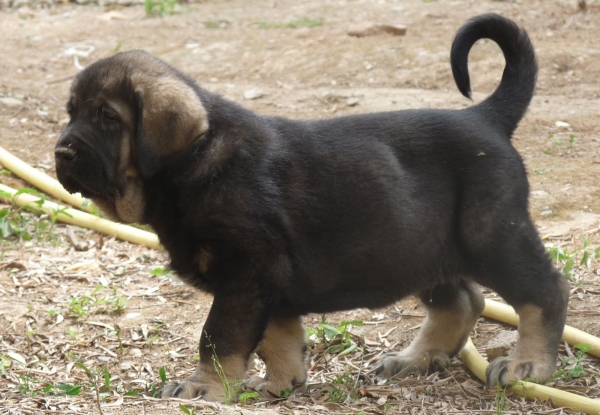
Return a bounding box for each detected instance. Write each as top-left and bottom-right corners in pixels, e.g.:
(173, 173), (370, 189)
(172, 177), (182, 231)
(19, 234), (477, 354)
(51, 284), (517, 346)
(69, 51), (169, 106)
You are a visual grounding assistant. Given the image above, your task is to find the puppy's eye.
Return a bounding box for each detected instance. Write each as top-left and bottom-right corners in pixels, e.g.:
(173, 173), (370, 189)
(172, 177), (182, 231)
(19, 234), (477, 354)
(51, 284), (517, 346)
(102, 106), (118, 121)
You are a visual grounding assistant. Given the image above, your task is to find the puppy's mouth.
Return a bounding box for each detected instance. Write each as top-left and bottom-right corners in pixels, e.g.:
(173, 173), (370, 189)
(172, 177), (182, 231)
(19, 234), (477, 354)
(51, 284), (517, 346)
(56, 164), (124, 201)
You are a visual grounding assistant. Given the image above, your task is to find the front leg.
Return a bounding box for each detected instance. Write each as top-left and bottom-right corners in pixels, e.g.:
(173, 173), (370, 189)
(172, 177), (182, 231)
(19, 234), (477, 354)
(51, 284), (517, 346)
(162, 284), (270, 402)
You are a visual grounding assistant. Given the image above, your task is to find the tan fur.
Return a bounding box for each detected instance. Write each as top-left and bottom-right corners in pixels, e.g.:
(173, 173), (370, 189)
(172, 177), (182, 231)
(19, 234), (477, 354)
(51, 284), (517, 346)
(114, 179), (145, 224)
(131, 72), (209, 160)
(377, 287), (484, 377)
(162, 355), (248, 401)
(248, 317), (307, 397)
(197, 248), (213, 274)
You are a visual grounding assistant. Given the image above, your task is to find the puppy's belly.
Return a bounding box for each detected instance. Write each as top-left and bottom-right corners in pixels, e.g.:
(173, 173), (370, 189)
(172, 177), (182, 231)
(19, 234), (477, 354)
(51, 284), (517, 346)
(292, 288), (409, 315)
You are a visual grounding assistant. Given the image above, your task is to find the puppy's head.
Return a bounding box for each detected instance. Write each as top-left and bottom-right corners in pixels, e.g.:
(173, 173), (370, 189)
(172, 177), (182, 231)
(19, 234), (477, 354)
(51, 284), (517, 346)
(55, 50), (209, 223)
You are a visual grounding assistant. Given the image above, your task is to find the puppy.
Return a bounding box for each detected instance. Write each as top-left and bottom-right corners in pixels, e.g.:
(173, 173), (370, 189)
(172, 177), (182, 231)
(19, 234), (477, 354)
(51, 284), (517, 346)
(55, 13), (569, 401)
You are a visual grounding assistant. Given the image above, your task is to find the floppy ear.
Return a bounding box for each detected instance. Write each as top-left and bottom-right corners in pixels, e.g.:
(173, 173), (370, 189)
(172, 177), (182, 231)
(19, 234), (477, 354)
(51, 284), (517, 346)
(133, 77), (209, 178)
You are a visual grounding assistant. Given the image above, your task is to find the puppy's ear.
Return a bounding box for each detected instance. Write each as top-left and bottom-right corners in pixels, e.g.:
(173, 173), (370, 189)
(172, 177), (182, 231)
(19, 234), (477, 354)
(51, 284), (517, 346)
(133, 77), (209, 178)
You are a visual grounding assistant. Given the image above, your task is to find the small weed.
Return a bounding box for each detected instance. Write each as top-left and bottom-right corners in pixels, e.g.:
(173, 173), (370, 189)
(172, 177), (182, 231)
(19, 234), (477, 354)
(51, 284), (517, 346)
(66, 327), (78, 339)
(151, 266), (171, 276)
(205, 332), (244, 403)
(68, 294), (92, 318)
(148, 367), (167, 398)
(252, 17), (323, 29)
(179, 404), (196, 414)
(238, 391), (259, 404)
(43, 383), (83, 396)
(307, 317), (363, 355)
(18, 374), (40, 396)
(145, 0), (178, 17)
(546, 237), (599, 279)
(552, 343), (592, 381)
(0, 355), (10, 375)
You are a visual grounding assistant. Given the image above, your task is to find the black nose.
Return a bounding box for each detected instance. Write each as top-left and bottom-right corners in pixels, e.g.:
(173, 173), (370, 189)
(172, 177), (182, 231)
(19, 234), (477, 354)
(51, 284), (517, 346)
(55, 146), (77, 163)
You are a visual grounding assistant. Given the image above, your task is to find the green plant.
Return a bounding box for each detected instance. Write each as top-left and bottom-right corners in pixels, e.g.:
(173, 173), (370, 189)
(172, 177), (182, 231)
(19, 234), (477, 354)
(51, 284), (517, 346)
(494, 383), (509, 415)
(552, 343), (592, 381)
(151, 266), (171, 276)
(148, 367), (167, 398)
(18, 374), (39, 396)
(205, 332), (244, 403)
(179, 404), (196, 414)
(238, 391), (259, 404)
(307, 318), (363, 355)
(145, 0), (178, 17)
(68, 294), (92, 318)
(546, 237), (600, 279)
(43, 383), (83, 396)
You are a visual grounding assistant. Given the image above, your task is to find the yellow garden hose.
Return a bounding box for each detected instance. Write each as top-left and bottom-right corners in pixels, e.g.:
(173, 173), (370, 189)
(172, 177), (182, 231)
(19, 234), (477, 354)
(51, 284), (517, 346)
(0, 146), (95, 213)
(0, 183), (160, 250)
(459, 300), (600, 414)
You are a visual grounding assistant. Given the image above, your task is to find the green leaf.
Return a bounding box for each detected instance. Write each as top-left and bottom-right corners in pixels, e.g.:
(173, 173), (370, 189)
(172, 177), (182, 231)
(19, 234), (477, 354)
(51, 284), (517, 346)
(75, 361), (93, 377)
(238, 391), (259, 404)
(563, 257), (574, 279)
(322, 324), (341, 341)
(103, 367), (111, 390)
(124, 389), (142, 396)
(159, 367), (167, 385)
(574, 343), (592, 354)
(580, 251), (590, 267)
(279, 388), (292, 398)
(179, 404), (192, 415)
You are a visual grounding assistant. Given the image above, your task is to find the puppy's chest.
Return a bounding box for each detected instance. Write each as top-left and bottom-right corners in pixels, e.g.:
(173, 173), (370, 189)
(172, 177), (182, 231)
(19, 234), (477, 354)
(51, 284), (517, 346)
(168, 244), (217, 292)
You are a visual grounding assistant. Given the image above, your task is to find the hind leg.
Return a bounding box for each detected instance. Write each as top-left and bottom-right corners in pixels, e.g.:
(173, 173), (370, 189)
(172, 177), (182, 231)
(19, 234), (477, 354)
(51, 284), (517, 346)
(463, 216), (569, 387)
(376, 280), (484, 378)
(479, 232), (569, 386)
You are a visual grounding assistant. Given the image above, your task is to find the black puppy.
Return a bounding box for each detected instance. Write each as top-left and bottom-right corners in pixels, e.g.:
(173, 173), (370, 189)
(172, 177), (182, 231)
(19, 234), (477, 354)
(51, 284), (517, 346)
(55, 13), (568, 401)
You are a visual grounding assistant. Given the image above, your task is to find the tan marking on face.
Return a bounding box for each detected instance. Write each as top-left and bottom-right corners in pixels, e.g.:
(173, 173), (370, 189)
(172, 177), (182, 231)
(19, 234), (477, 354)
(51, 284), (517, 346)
(254, 317), (307, 395)
(114, 179), (145, 224)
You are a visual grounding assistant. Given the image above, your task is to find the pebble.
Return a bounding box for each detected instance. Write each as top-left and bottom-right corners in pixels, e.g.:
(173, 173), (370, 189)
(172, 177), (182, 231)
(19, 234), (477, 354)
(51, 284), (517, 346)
(485, 330), (518, 361)
(0, 97), (23, 107)
(346, 97), (360, 107)
(244, 89), (265, 100)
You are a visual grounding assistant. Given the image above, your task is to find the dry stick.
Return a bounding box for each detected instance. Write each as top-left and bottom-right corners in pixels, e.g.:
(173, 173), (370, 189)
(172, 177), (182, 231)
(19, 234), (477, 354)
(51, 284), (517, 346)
(460, 338), (600, 415)
(0, 183), (160, 250)
(0, 146), (95, 213)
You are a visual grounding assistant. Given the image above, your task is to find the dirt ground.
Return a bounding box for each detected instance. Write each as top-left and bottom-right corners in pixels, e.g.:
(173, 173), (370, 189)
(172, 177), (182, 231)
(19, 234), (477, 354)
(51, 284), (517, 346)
(1, 0), (600, 413)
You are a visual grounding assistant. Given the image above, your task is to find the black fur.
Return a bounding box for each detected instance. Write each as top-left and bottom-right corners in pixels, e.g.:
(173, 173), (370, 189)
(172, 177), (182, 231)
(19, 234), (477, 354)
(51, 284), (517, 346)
(55, 13), (569, 394)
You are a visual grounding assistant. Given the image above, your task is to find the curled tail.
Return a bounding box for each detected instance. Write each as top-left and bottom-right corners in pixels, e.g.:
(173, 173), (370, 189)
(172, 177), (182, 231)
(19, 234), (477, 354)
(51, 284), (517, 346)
(451, 14), (538, 138)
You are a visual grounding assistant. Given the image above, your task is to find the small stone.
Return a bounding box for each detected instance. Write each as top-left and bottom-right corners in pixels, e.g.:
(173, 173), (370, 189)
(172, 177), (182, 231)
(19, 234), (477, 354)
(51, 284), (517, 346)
(555, 121), (570, 128)
(346, 97), (360, 107)
(485, 330), (518, 361)
(531, 190), (549, 198)
(120, 362), (133, 371)
(0, 97), (23, 107)
(244, 89), (265, 100)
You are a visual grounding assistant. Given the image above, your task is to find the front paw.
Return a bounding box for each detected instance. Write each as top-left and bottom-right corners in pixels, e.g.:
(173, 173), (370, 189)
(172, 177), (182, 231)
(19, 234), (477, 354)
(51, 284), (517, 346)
(246, 375), (305, 398)
(375, 350), (451, 378)
(162, 380), (225, 402)
(486, 357), (555, 387)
